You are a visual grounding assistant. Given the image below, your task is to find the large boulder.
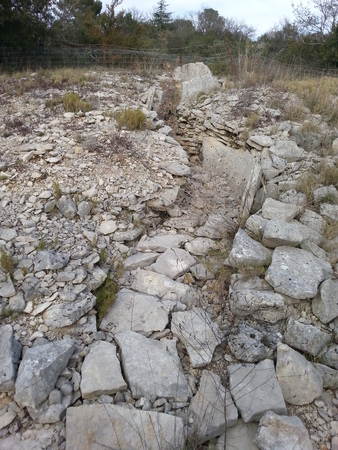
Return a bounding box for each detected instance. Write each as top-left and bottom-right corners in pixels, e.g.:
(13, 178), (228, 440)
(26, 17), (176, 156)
(174, 62), (219, 106)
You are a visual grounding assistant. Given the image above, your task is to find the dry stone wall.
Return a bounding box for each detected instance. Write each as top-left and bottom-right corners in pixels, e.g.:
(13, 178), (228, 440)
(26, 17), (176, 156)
(0, 64), (337, 449)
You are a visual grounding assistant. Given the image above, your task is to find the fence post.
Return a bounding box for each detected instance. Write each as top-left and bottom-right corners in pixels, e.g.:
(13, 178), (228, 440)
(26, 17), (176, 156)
(131, 51), (133, 75)
(180, 53), (182, 67)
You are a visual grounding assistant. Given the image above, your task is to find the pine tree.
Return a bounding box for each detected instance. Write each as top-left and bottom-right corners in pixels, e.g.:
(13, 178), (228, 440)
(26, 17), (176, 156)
(152, 0), (172, 29)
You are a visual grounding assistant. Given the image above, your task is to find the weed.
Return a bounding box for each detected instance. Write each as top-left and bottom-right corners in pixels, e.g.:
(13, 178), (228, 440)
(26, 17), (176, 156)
(99, 248), (106, 262)
(282, 102), (305, 122)
(114, 108), (147, 131)
(0, 249), (16, 278)
(291, 122), (334, 155)
(53, 182), (62, 200)
(22, 267), (29, 276)
(45, 97), (62, 109)
(317, 193), (338, 205)
(35, 234), (47, 251)
(244, 112), (260, 130)
(94, 272), (119, 324)
(0, 175), (8, 181)
(62, 92), (91, 113)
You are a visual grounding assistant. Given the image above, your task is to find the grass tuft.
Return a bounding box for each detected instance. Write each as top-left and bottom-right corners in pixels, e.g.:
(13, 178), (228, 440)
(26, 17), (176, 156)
(94, 273), (119, 324)
(0, 249), (16, 279)
(114, 108), (147, 131)
(62, 92), (91, 113)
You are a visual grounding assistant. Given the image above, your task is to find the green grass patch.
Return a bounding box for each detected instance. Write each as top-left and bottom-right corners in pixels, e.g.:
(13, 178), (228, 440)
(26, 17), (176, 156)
(62, 92), (91, 113)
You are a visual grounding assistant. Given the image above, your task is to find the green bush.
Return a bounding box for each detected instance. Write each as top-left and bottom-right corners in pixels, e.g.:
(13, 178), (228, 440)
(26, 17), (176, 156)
(114, 108), (147, 131)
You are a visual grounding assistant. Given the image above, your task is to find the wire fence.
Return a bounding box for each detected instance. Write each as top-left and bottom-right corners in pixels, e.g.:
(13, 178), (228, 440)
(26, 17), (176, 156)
(0, 45), (337, 79)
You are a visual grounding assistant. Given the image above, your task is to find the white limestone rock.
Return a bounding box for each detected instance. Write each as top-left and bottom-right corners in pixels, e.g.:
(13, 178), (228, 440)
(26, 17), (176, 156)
(254, 411), (312, 450)
(312, 279), (338, 323)
(151, 247), (196, 279)
(188, 370), (238, 443)
(276, 343), (323, 405)
(283, 318), (331, 356)
(171, 308), (223, 368)
(80, 341), (127, 399)
(66, 404), (185, 450)
(115, 330), (191, 401)
(228, 359), (287, 422)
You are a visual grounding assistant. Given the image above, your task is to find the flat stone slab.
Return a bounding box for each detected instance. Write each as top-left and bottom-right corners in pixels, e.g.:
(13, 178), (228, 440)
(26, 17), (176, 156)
(223, 420), (259, 450)
(185, 237), (218, 255)
(43, 292), (96, 328)
(254, 411), (312, 450)
(265, 246), (326, 300)
(228, 359), (287, 422)
(261, 198), (301, 222)
(132, 270), (195, 305)
(189, 370), (238, 443)
(99, 220), (117, 235)
(269, 140), (306, 162)
(66, 404), (185, 450)
(136, 234), (192, 252)
(247, 135), (274, 150)
(171, 308), (223, 367)
(115, 330), (191, 401)
(0, 228), (17, 241)
(151, 247), (196, 279)
(276, 343), (323, 405)
(225, 228), (272, 269)
(123, 252), (159, 270)
(284, 318), (331, 357)
(15, 338), (74, 408)
(0, 325), (22, 392)
(100, 288), (169, 336)
(80, 341), (127, 399)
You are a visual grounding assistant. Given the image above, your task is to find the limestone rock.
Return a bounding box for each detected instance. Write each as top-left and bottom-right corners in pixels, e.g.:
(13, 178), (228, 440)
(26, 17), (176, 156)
(228, 322), (275, 362)
(99, 220), (117, 235)
(80, 341), (127, 399)
(185, 237), (218, 256)
(115, 330), (191, 401)
(225, 228), (272, 269)
(66, 404), (185, 450)
(151, 247), (196, 279)
(261, 198), (301, 222)
(254, 411), (312, 450)
(222, 420), (259, 450)
(34, 250), (69, 271)
(124, 252), (159, 270)
(262, 219), (303, 248)
(284, 318), (331, 356)
(299, 208), (327, 234)
(100, 288), (169, 336)
(276, 343), (323, 405)
(136, 234), (191, 252)
(312, 279), (338, 323)
(57, 196), (77, 219)
(269, 140), (306, 162)
(0, 324), (22, 392)
(189, 370), (238, 443)
(314, 363), (338, 389)
(43, 292), (96, 328)
(171, 308), (223, 368)
(228, 359), (287, 422)
(0, 275), (16, 298)
(132, 269), (195, 305)
(15, 338), (74, 408)
(265, 246), (326, 300)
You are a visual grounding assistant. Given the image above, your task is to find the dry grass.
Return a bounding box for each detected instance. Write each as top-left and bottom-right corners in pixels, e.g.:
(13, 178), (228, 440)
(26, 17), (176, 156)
(62, 92), (91, 113)
(277, 77), (338, 126)
(114, 107), (147, 131)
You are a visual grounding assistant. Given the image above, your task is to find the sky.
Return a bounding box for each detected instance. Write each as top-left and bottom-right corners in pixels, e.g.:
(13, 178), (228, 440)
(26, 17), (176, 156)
(101, 0), (303, 37)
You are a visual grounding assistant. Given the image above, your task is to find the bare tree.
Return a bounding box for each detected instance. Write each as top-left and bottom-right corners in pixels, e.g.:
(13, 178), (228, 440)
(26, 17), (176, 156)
(292, 0), (338, 40)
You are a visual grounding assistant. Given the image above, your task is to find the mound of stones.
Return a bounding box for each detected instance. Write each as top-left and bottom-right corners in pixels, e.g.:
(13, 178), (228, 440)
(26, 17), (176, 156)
(0, 63), (337, 449)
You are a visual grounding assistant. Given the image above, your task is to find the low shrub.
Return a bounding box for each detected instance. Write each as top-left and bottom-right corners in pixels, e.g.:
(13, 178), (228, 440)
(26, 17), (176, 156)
(114, 107), (146, 130)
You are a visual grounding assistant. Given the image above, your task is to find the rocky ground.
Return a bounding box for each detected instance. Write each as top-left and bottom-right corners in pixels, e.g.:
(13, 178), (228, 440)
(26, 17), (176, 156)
(0, 64), (337, 449)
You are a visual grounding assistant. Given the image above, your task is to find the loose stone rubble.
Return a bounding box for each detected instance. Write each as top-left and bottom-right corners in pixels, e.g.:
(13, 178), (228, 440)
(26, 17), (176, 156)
(0, 62), (337, 449)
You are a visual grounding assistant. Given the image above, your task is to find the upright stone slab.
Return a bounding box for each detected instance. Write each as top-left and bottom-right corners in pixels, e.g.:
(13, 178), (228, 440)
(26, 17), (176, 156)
(15, 339), (74, 408)
(276, 343), (323, 405)
(265, 246), (326, 300)
(254, 411), (312, 450)
(228, 359), (287, 422)
(189, 370), (237, 443)
(115, 330), (190, 401)
(174, 62), (219, 105)
(80, 341), (127, 399)
(66, 404), (185, 450)
(0, 325), (22, 392)
(100, 288), (169, 336)
(171, 308), (223, 367)
(202, 137), (256, 203)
